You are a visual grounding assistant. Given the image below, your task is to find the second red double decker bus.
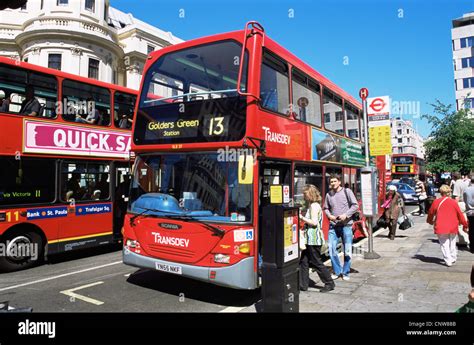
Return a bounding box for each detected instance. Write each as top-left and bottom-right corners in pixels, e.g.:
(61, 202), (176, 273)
(0, 57), (137, 272)
(123, 22), (366, 289)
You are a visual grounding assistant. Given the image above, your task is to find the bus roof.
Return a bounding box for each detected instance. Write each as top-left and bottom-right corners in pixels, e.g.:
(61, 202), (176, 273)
(148, 27), (362, 109)
(0, 56), (137, 94)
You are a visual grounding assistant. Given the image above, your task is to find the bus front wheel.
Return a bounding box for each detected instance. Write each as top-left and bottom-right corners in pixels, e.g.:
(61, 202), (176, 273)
(0, 231), (44, 272)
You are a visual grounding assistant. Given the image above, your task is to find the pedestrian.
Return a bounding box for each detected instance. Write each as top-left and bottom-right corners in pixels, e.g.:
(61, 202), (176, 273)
(299, 184), (335, 292)
(415, 176), (427, 216)
(427, 185), (469, 267)
(453, 172), (470, 246)
(463, 174), (474, 253)
(323, 174), (359, 281)
(452, 172), (467, 202)
(383, 185), (405, 240)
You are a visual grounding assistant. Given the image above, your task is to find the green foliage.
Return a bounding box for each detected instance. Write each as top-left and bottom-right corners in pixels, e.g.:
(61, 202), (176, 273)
(422, 100), (474, 175)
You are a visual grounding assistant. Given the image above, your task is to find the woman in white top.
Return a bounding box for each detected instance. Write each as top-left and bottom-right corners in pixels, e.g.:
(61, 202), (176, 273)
(299, 184), (335, 292)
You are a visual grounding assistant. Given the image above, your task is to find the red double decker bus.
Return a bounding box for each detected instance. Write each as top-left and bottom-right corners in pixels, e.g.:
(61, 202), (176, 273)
(391, 153), (425, 181)
(0, 57), (137, 272)
(123, 22), (366, 289)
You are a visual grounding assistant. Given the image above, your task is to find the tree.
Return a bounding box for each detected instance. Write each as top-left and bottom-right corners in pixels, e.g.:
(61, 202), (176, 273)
(422, 100), (474, 175)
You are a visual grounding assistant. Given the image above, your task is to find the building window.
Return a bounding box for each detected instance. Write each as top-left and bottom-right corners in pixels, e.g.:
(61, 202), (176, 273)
(48, 54), (62, 71)
(397, 129), (402, 135)
(147, 45), (155, 55)
(398, 138), (403, 143)
(112, 69), (117, 85)
(398, 147), (403, 153)
(463, 77), (474, 89)
(85, 0), (95, 12)
(88, 58), (99, 79)
(41, 0), (43, 9)
(335, 111), (343, 122)
(460, 36), (474, 48)
(461, 57), (474, 68)
(463, 97), (474, 109)
(407, 129), (409, 134)
(57, 0), (68, 5)
(324, 113), (330, 123)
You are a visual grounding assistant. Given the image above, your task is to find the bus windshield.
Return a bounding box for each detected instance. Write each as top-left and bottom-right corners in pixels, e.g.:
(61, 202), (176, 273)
(134, 40), (248, 145)
(129, 153), (252, 223)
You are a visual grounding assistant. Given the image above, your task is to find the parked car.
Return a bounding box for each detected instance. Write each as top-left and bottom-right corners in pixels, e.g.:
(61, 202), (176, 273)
(386, 182), (419, 205)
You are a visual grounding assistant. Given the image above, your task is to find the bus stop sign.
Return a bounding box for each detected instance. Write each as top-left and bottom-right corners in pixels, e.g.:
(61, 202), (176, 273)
(359, 88), (369, 100)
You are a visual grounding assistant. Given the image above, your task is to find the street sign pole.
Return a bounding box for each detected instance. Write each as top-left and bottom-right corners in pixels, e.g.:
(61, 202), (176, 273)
(361, 90), (380, 260)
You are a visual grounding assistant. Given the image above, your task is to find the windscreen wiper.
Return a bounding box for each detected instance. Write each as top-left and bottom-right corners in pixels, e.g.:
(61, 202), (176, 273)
(129, 207), (183, 226)
(165, 214), (225, 237)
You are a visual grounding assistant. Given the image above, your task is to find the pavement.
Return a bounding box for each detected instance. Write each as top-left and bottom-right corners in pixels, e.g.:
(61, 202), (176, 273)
(243, 209), (473, 313)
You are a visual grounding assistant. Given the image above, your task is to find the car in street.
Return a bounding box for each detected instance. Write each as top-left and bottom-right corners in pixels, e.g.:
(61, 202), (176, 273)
(387, 182), (419, 205)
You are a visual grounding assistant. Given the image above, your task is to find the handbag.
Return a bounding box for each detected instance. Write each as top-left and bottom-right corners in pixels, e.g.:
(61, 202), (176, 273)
(398, 215), (412, 230)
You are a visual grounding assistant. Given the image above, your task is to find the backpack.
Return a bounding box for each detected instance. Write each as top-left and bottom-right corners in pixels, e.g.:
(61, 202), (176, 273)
(425, 183), (435, 197)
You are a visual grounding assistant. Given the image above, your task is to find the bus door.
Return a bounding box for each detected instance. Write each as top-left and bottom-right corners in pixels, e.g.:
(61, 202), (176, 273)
(258, 160), (292, 260)
(112, 162), (131, 239)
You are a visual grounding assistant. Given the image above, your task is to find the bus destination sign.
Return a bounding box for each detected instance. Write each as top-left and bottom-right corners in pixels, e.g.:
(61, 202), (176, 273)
(134, 97), (246, 145)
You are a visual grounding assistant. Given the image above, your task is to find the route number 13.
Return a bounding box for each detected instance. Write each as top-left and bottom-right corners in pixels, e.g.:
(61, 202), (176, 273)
(209, 117), (224, 136)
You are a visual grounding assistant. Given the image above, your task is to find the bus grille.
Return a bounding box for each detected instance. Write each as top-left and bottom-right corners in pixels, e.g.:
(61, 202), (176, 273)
(145, 244), (196, 258)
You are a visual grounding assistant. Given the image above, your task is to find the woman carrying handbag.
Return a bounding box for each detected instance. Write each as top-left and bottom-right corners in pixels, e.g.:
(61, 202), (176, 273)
(298, 184), (335, 292)
(427, 185), (469, 267)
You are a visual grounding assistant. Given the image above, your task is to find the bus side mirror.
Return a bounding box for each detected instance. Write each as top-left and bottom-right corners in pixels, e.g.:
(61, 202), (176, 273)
(238, 154), (253, 184)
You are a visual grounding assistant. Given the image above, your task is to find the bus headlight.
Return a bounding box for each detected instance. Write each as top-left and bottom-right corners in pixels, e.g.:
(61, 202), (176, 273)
(126, 239), (139, 249)
(214, 254), (230, 264)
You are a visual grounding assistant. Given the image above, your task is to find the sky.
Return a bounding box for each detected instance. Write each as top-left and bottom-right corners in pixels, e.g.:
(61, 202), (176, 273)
(111, 0), (473, 138)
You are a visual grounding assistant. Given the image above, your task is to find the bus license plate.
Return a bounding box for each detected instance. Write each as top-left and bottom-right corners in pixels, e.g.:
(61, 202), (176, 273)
(155, 262), (182, 275)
